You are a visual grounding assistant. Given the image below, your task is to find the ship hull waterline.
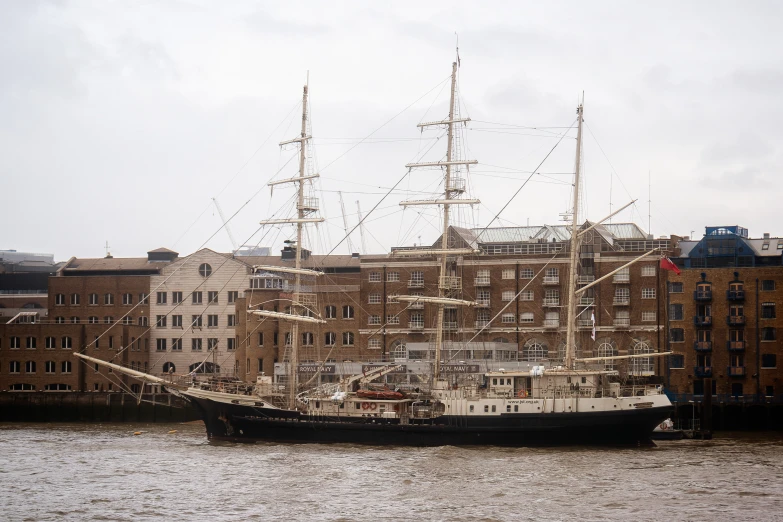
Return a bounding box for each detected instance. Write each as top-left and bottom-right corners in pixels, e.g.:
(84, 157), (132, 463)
(186, 395), (674, 447)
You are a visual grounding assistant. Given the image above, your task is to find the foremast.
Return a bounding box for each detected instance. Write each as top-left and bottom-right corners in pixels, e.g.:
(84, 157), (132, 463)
(564, 103), (584, 370)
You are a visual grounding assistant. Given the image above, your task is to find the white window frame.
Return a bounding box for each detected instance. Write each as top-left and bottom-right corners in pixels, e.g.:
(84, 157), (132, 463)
(642, 288), (656, 299)
(502, 269), (515, 280)
(369, 272), (381, 282)
(501, 313), (515, 324)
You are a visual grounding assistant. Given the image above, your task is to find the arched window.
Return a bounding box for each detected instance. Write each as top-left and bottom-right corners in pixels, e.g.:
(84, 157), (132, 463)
(9, 383), (35, 391)
(198, 263), (212, 277)
(89, 293), (98, 305)
(189, 362), (220, 374)
(597, 340), (617, 370)
(523, 338), (548, 362)
(162, 362), (176, 373)
(342, 305), (354, 319)
(55, 294), (65, 305)
(324, 332), (336, 346)
(44, 384), (71, 391)
(302, 332), (314, 346)
(391, 339), (407, 360)
(630, 339), (654, 376)
(342, 332), (354, 346)
(325, 305), (336, 319)
(557, 341), (581, 362)
(25, 361), (36, 373)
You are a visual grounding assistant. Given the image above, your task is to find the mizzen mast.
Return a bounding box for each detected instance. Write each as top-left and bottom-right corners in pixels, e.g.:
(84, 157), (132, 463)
(564, 102), (584, 370)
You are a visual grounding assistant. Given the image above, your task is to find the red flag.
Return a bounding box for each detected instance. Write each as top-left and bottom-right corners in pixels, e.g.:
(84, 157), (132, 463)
(660, 256), (681, 275)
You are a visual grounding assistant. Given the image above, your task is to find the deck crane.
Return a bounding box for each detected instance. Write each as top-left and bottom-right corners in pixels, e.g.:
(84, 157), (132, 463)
(356, 200), (368, 254)
(212, 197), (238, 251)
(337, 191), (356, 254)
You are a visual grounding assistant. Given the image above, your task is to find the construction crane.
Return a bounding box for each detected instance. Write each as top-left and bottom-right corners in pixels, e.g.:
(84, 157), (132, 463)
(212, 197), (238, 251)
(356, 200), (368, 254)
(337, 191), (355, 253)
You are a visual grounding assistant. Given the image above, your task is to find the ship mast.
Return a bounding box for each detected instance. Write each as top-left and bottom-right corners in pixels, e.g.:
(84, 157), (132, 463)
(564, 102), (584, 370)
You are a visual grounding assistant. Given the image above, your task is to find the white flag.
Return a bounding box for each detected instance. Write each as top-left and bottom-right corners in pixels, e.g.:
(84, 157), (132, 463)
(591, 312), (596, 341)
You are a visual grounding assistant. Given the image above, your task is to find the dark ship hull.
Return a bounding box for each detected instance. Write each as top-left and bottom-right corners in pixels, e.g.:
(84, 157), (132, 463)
(188, 396), (673, 446)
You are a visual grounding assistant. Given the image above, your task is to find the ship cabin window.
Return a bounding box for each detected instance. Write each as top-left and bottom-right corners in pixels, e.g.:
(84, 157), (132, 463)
(469, 405), (474, 413)
(356, 403), (361, 410)
(581, 377), (587, 384)
(315, 401), (320, 409)
(514, 405), (519, 412)
(506, 405), (511, 412)
(491, 405), (497, 412)
(484, 405), (489, 413)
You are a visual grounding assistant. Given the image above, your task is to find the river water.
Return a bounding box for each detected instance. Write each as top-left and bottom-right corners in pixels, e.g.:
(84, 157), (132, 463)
(1, 422), (781, 522)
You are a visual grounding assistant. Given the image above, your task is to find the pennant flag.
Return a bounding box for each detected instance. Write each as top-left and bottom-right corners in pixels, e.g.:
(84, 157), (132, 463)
(660, 256), (681, 275)
(591, 312), (596, 341)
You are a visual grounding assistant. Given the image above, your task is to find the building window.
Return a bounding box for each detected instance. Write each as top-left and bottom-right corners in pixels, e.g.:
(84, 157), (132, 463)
(325, 305), (336, 319)
(9, 361), (20, 374)
(157, 292), (167, 304)
(368, 315), (381, 325)
(502, 313), (515, 324)
(342, 305), (354, 319)
(519, 290), (533, 301)
(761, 303), (776, 319)
(55, 293), (65, 305)
(45, 361), (56, 374)
(669, 354), (685, 369)
(199, 263), (212, 277)
(61, 361), (72, 374)
(642, 288), (656, 299)
(192, 338), (203, 351)
(172, 315), (182, 327)
(670, 328), (684, 342)
(207, 338), (218, 351)
(301, 332), (314, 346)
(122, 293), (133, 305)
(762, 354), (777, 368)
(410, 271), (424, 286)
(191, 315), (202, 327)
(61, 337), (72, 349)
(104, 316), (114, 324)
(138, 316), (148, 327)
(642, 311), (657, 322)
(368, 338), (382, 350)
(227, 314), (236, 327)
(227, 291), (238, 304)
(369, 272), (381, 282)
(502, 291), (515, 302)
(387, 315), (400, 325)
(139, 293), (149, 305)
(55, 317), (65, 324)
(25, 361), (36, 373)
(9, 336), (20, 349)
(670, 282), (683, 293)
(386, 294), (398, 303)
(207, 315), (219, 328)
(761, 327), (776, 341)
(762, 280), (775, 291)
(669, 304), (683, 321)
(369, 293), (381, 304)
(69, 293), (79, 305)
(25, 336), (36, 349)
(342, 332), (355, 346)
(502, 269), (515, 279)
(641, 265), (656, 277)
(87, 316), (98, 324)
(387, 271), (400, 282)
(156, 315), (167, 328)
(45, 337), (56, 349)
(104, 293), (114, 305)
(192, 292), (202, 304)
(257, 332), (264, 346)
(89, 293), (98, 305)
(70, 316), (80, 324)
(324, 332), (336, 346)
(520, 312), (534, 324)
(208, 291), (218, 304)
(172, 291), (183, 304)
(122, 316), (133, 325)
(171, 339), (182, 351)
(156, 339), (167, 352)
(520, 268), (534, 279)
(597, 341), (616, 370)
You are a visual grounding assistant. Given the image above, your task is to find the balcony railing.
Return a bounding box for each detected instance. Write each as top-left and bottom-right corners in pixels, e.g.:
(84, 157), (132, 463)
(409, 321), (424, 330)
(474, 276), (491, 286)
(727, 341), (746, 351)
(727, 315), (746, 326)
(726, 290), (745, 301)
(694, 290), (712, 301)
(443, 321), (458, 331)
(474, 320), (489, 330)
(578, 297), (595, 306)
(613, 296), (630, 306)
(439, 276), (462, 291)
(577, 318), (593, 328)
(577, 274), (595, 284)
(408, 279), (424, 288)
(694, 341), (712, 352)
(475, 298), (490, 308)
(693, 315), (712, 326)
(542, 276), (559, 285)
(694, 366), (713, 378)
(543, 319), (560, 328)
(408, 301), (424, 309)
(613, 317), (630, 328)
(613, 274), (630, 283)
(727, 366), (746, 377)
(543, 297), (560, 307)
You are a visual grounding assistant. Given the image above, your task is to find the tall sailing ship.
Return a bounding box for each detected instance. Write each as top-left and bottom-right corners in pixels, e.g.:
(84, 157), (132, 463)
(76, 60), (673, 446)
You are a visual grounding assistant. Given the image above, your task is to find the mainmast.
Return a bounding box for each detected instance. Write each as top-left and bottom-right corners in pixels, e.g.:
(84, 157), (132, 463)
(564, 102), (584, 370)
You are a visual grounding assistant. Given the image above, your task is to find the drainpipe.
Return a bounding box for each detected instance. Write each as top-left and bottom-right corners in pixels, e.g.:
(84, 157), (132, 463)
(756, 278), (761, 397)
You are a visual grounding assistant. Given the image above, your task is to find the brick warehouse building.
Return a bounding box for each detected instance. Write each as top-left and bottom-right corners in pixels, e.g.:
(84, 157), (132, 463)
(667, 226), (783, 400)
(0, 251), (170, 392)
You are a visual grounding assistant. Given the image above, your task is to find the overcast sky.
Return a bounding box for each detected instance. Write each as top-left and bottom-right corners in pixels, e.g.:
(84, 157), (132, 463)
(3, 1), (782, 261)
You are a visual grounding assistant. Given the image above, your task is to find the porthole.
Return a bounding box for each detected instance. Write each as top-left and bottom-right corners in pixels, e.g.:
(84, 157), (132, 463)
(199, 263), (212, 277)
